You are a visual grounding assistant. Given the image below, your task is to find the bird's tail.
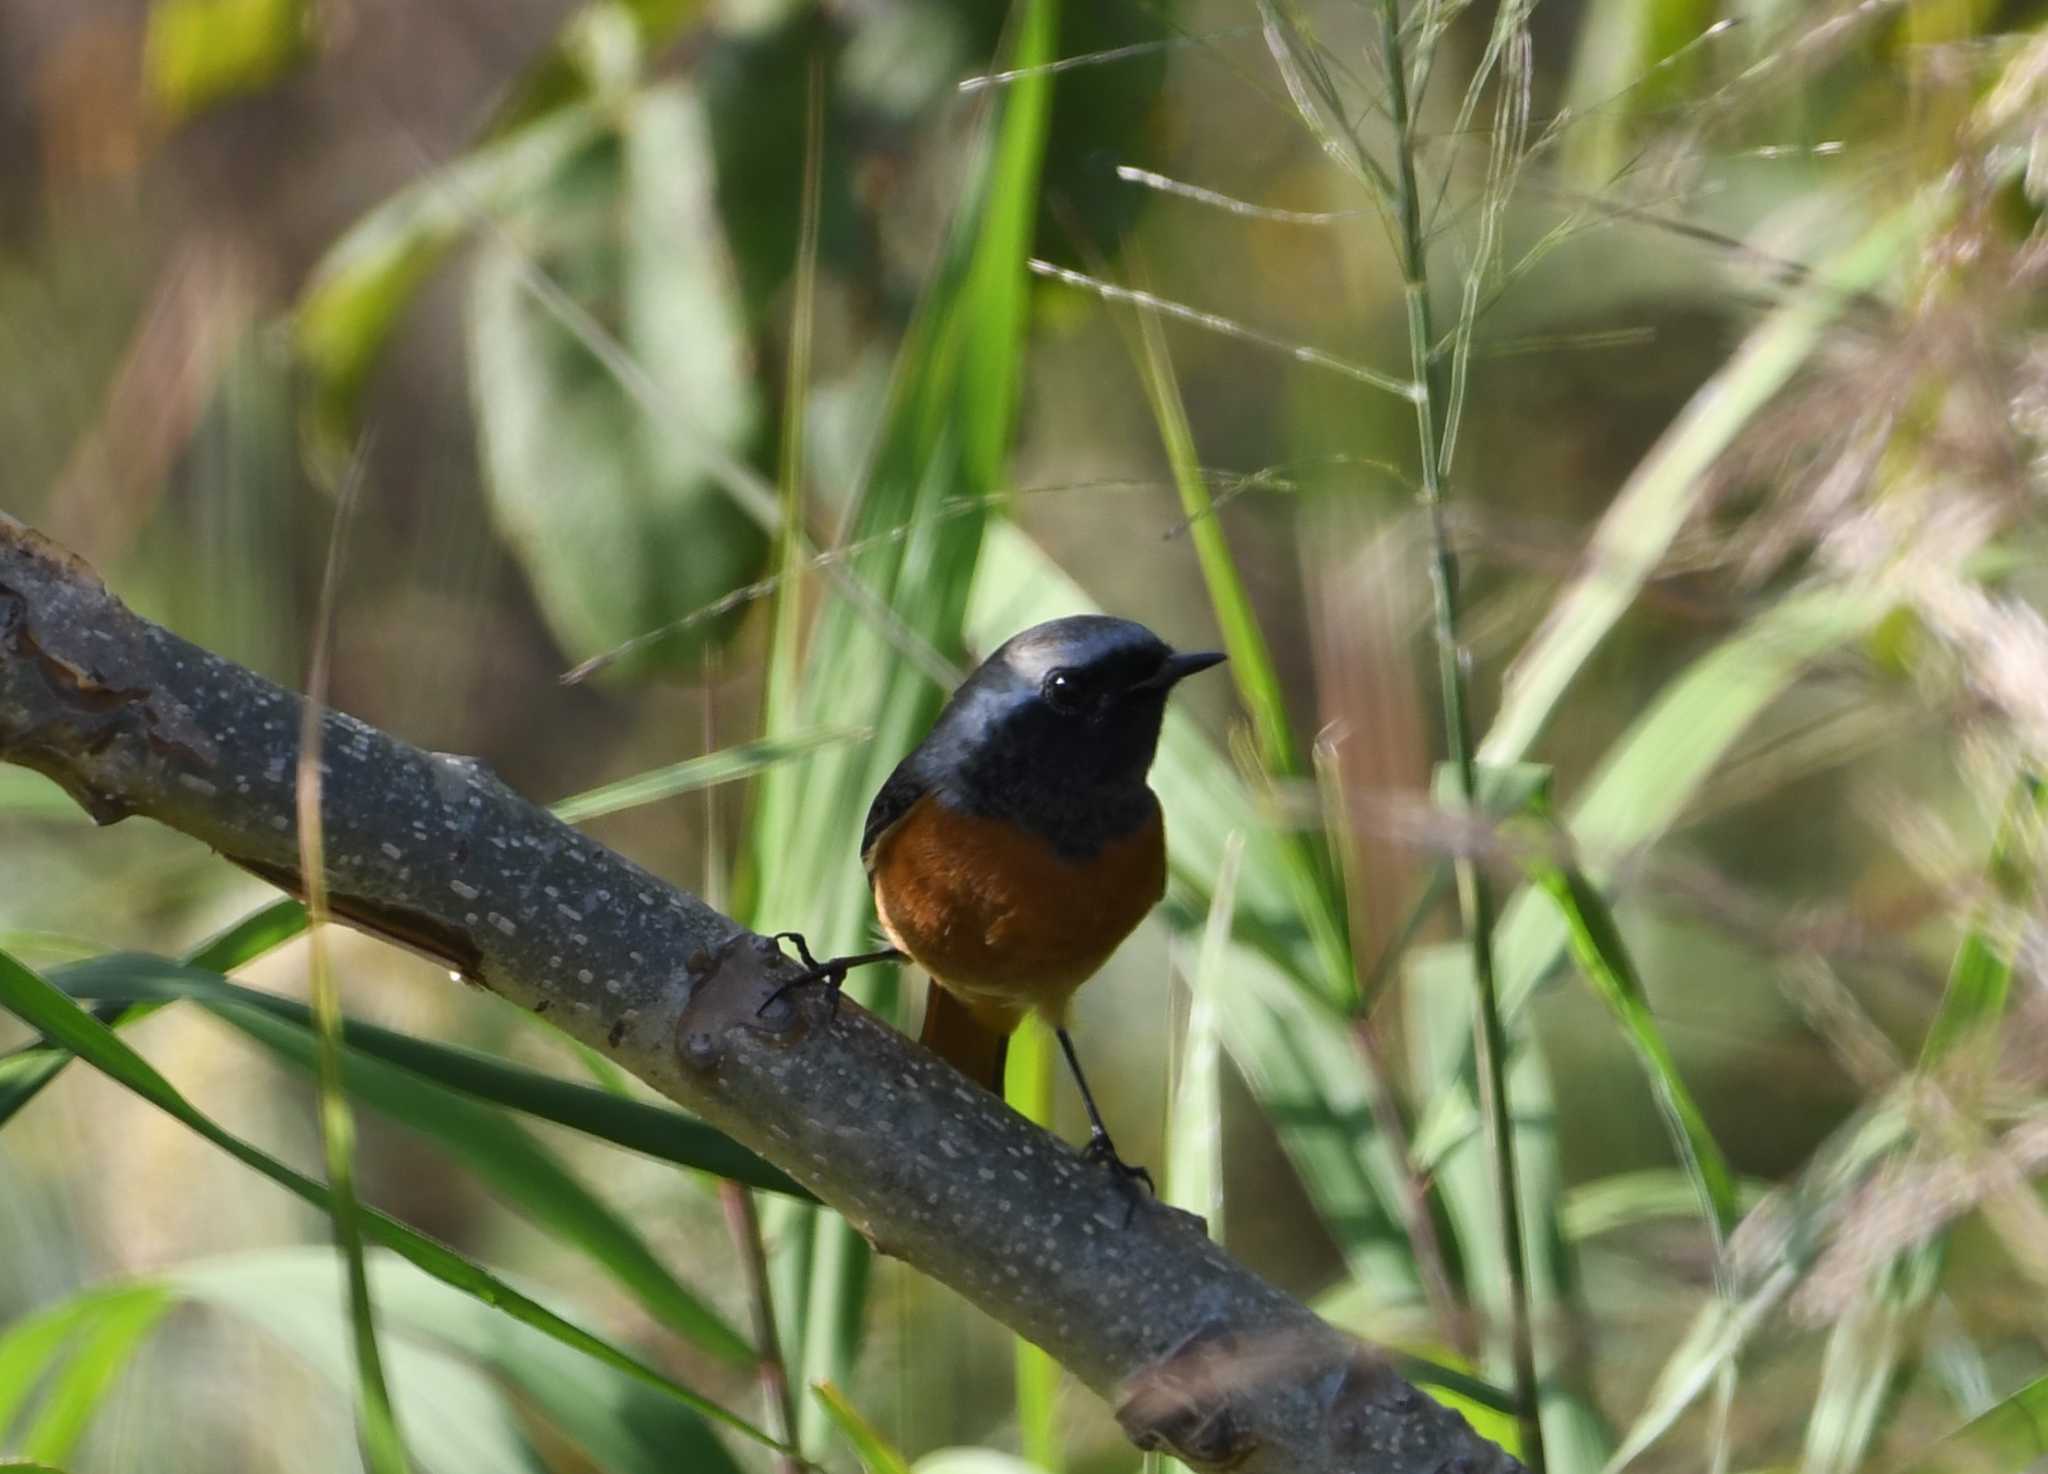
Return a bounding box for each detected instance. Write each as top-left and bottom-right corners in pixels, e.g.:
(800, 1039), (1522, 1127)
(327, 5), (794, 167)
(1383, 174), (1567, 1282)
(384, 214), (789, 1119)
(918, 985), (1010, 1096)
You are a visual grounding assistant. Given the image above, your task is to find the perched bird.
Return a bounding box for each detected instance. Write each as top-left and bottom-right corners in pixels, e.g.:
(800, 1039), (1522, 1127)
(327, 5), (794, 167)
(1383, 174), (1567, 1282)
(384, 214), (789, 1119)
(774, 614), (1224, 1187)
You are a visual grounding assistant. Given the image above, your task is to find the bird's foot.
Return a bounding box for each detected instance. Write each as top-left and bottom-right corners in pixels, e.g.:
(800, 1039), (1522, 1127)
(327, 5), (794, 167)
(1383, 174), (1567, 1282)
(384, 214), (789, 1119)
(1082, 1130), (1155, 1224)
(758, 932), (849, 1022)
(757, 935), (905, 1023)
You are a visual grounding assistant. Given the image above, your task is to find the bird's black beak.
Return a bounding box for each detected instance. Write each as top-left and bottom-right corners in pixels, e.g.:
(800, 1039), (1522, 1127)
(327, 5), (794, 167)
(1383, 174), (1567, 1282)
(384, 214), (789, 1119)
(1135, 649), (1227, 691)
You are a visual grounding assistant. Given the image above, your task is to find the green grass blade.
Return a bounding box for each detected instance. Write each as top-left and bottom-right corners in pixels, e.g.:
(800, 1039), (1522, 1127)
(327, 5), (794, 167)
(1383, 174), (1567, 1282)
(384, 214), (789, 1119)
(743, 0), (1057, 1448)
(1166, 834), (1241, 1233)
(14, 1289), (174, 1465)
(1517, 852), (1738, 1241)
(1128, 270), (1294, 776)
(550, 727), (869, 823)
(0, 944), (785, 1454)
(0, 897), (308, 1132)
(811, 1382), (914, 1474)
(1008, 1019), (1062, 1472)
(53, 955), (807, 1199)
(1122, 272), (1355, 1011)
(186, 896), (311, 970)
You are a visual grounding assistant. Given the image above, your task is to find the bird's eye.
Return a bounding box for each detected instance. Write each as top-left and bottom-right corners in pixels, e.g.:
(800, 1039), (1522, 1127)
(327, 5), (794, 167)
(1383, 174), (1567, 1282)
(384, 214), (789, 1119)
(1043, 668), (1085, 714)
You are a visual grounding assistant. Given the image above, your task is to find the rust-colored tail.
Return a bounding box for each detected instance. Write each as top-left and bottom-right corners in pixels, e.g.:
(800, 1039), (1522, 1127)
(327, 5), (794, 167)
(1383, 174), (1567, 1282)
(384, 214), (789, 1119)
(918, 985), (1009, 1095)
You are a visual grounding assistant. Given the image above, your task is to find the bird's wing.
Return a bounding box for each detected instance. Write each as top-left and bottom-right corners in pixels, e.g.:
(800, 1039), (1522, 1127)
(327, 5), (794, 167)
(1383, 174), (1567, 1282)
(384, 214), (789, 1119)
(860, 758), (929, 875)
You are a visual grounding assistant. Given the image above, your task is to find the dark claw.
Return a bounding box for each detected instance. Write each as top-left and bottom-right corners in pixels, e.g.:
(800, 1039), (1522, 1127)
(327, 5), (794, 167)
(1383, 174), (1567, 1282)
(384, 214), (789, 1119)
(757, 932), (847, 1021)
(1082, 1132), (1155, 1224)
(771, 931), (822, 970)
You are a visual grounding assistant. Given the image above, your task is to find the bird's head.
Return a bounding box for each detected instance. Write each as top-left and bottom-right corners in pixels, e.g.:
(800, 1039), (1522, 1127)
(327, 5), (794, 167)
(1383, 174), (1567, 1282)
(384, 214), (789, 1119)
(940, 615), (1226, 797)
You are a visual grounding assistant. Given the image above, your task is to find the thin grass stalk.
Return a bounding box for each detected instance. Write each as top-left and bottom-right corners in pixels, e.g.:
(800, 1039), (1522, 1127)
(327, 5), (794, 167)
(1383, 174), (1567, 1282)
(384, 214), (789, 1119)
(297, 456), (410, 1474)
(721, 1183), (803, 1474)
(1372, 3), (1542, 1466)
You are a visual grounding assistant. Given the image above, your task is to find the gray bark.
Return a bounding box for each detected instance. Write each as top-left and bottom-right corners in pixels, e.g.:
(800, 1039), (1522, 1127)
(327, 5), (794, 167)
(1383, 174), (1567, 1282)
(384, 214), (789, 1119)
(0, 512), (1523, 1474)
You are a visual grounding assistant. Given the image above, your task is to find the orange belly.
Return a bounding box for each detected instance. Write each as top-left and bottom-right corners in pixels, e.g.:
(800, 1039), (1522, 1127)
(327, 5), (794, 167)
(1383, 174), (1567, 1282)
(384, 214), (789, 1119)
(869, 793), (1165, 1032)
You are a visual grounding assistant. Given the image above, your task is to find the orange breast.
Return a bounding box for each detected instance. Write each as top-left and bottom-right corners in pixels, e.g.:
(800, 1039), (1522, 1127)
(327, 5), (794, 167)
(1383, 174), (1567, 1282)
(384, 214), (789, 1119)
(869, 793), (1166, 1029)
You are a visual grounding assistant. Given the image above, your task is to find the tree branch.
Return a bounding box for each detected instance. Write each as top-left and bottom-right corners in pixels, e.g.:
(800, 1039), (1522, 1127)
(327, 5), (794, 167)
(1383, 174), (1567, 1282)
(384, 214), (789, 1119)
(0, 512), (1522, 1474)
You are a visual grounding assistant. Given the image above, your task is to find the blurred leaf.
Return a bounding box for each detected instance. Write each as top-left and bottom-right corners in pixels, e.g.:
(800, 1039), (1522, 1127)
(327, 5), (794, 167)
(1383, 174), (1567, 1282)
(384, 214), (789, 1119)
(1562, 1170), (1768, 1242)
(489, 0), (707, 137)
(469, 80), (766, 674)
(0, 1285), (172, 1449)
(0, 944), (782, 1452)
(1478, 203), (1935, 769)
(1802, 772), (2048, 1474)
(189, 896), (311, 971)
(12, 1290), (173, 1465)
(1921, 774), (2047, 1064)
(1801, 1251), (1939, 1474)
(144, 0), (313, 119)
(297, 105), (606, 430)
(1609, 1103), (1919, 1469)
(1411, 583), (1898, 1170)
(1604, 1267), (1801, 1474)
(0, 771), (87, 822)
(1897, 1369), (2048, 1474)
(551, 726), (868, 823)
(812, 1382), (913, 1474)
(54, 954), (808, 1199)
(171, 1248), (748, 1474)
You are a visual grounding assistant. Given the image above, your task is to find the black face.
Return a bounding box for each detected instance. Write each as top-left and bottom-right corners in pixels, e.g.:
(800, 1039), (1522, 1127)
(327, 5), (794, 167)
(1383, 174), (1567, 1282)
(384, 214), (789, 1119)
(913, 616), (1225, 855)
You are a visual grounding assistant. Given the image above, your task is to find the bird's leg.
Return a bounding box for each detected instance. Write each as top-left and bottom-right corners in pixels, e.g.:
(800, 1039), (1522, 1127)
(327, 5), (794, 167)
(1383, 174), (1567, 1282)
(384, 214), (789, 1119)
(758, 934), (905, 1021)
(1056, 1027), (1154, 1220)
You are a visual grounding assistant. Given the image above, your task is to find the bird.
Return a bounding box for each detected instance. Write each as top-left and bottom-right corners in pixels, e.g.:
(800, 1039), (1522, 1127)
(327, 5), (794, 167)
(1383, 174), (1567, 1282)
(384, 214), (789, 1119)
(770, 614), (1225, 1191)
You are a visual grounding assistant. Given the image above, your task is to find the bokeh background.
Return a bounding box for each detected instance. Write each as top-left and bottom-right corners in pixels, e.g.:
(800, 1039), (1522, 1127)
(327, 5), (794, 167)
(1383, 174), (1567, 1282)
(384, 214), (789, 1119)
(7, 1), (2048, 1472)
